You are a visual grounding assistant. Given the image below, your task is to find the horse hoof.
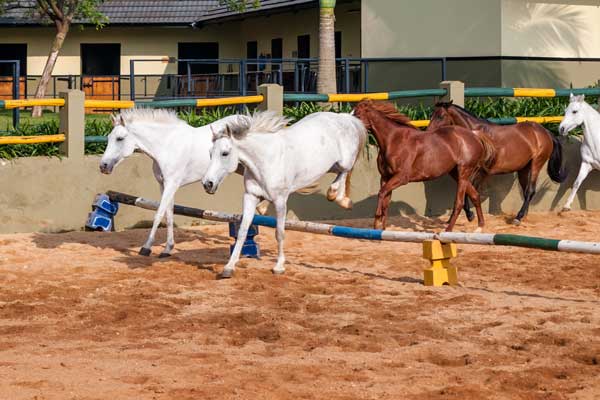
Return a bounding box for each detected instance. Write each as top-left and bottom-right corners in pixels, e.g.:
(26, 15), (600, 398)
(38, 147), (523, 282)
(561, 207), (571, 213)
(337, 197), (353, 209)
(272, 268), (285, 275)
(139, 247), (151, 256)
(158, 252), (171, 258)
(217, 269), (234, 280)
(512, 219), (521, 226)
(326, 188), (337, 201)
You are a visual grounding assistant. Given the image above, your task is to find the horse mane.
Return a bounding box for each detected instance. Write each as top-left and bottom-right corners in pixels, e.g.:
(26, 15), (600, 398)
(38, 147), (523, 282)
(358, 100), (416, 128)
(435, 101), (488, 124)
(225, 111), (291, 139)
(119, 108), (184, 126)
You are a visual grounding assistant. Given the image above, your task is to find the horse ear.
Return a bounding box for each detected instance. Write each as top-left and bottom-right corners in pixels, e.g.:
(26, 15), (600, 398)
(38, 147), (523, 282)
(225, 125), (232, 137)
(119, 115), (126, 127)
(579, 94), (586, 102)
(111, 114), (119, 126)
(570, 93), (576, 102)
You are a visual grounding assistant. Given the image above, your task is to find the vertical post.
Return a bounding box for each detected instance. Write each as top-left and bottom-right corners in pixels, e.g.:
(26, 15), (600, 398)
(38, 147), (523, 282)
(241, 60), (247, 96)
(344, 58), (350, 93)
(129, 60), (135, 101)
(257, 83), (283, 115)
(439, 81), (464, 107)
(12, 60), (20, 130)
(59, 90), (85, 161)
(364, 60), (369, 93)
(441, 57), (447, 81)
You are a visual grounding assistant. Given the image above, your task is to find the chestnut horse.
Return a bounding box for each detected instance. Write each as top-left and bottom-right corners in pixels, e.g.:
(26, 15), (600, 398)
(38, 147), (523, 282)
(429, 102), (567, 225)
(353, 100), (495, 231)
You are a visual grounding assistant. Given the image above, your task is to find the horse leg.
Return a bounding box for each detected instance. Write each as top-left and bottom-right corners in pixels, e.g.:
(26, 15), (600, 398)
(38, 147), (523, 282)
(514, 159), (543, 224)
(327, 171), (352, 209)
(140, 181), (178, 256)
(446, 174), (468, 232)
(272, 196), (288, 275)
(159, 197), (175, 258)
(448, 169), (475, 223)
(220, 192), (260, 279)
(465, 180), (485, 230)
(374, 173), (407, 230)
(562, 161), (593, 212)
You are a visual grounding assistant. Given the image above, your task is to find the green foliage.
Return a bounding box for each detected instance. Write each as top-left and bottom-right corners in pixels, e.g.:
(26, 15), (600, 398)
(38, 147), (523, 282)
(0, 96), (594, 159)
(0, 1), (108, 28)
(218, 0), (260, 13)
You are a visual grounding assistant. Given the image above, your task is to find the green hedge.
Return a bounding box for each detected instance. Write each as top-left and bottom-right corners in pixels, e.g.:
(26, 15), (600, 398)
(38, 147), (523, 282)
(0, 96), (592, 159)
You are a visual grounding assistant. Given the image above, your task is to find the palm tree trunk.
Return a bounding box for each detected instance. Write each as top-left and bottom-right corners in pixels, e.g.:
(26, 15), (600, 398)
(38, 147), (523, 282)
(317, 0), (337, 95)
(32, 21), (70, 118)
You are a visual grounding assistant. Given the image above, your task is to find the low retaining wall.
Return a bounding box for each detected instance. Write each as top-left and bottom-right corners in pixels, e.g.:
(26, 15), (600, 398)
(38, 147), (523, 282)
(0, 139), (598, 234)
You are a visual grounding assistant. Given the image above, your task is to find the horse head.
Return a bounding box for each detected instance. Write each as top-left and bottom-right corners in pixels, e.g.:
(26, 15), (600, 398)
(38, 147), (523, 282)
(99, 114), (137, 174)
(559, 94), (586, 136)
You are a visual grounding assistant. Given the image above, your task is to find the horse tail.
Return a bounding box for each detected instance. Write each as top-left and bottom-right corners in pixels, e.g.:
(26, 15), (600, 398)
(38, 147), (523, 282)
(344, 116), (368, 199)
(475, 130), (496, 173)
(547, 133), (568, 183)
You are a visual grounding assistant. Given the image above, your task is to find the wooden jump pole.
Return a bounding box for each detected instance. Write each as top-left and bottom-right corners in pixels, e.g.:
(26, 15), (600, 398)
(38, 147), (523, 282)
(107, 191), (600, 255)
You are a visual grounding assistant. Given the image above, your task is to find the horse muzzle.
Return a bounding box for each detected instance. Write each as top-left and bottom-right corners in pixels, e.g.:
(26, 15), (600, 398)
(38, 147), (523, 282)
(203, 180), (218, 194)
(99, 161), (114, 174)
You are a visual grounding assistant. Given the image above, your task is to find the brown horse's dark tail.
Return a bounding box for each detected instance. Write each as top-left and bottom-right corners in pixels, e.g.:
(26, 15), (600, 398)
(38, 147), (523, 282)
(548, 134), (568, 183)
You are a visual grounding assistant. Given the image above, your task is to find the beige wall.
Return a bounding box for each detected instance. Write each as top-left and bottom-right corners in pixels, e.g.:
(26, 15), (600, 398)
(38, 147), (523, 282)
(501, 0), (600, 58)
(361, 0), (501, 58)
(361, 0), (600, 88)
(1, 142), (598, 234)
(0, 3), (360, 78)
(239, 1), (361, 59)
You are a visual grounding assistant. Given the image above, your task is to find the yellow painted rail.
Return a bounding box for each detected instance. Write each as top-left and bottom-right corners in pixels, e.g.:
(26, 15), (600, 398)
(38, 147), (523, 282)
(196, 95), (264, 107)
(3, 99), (65, 109)
(84, 100), (135, 109)
(0, 134), (66, 145)
(412, 116), (564, 128)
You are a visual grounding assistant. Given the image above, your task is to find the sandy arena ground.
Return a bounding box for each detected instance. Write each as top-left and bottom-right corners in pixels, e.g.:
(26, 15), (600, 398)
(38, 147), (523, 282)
(0, 211), (599, 399)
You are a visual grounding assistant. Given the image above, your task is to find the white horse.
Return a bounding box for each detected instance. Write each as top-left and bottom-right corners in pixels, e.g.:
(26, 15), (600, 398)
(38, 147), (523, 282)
(559, 94), (600, 211)
(201, 111), (367, 278)
(99, 108), (252, 257)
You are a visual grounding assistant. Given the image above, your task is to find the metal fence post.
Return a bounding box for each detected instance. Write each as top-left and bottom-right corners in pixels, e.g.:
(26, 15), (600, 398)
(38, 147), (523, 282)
(129, 60), (135, 101)
(439, 81), (464, 107)
(59, 90), (85, 161)
(257, 83), (283, 115)
(12, 60), (20, 129)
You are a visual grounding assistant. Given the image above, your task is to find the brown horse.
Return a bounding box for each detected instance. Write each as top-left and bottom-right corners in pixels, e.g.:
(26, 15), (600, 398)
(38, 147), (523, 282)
(353, 100), (495, 231)
(429, 102), (567, 224)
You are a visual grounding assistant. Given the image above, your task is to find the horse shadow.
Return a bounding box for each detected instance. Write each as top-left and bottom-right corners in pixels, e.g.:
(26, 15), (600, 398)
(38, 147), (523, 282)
(550, 137), (600, 211)
(30, 227), (233, 272)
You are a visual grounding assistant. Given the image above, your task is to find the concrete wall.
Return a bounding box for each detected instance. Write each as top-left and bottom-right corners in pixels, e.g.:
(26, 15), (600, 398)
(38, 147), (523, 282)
(1, 141), (599, 234)
(361, 0), (600, 89)
(361, 0), (502, 58)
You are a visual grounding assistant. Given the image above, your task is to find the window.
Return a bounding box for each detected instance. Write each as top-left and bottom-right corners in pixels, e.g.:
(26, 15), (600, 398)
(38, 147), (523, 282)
(335, 31), (342, 59)
(177, 42), (219, 75)
(0, 44), (27, 76)
(81, 43), (120, 76)
(271, 38), (282, 70)
(247, 41), (258, 72)
(297, 35), (310, 59)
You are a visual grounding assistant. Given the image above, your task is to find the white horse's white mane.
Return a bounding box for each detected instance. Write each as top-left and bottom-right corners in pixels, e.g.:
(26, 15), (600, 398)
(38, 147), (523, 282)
(224, 111), (291, 139)
(119, 108), (184, 126)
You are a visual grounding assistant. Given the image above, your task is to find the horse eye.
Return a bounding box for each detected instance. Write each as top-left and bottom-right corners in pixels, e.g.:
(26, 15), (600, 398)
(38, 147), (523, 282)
(116, 137), (124, 142)
(221, 151), (229, 157)
(572, 110), (578, 114)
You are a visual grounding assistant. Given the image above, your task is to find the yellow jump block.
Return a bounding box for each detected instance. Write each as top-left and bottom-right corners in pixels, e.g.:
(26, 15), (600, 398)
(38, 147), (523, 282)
(422, 239), (458, 286)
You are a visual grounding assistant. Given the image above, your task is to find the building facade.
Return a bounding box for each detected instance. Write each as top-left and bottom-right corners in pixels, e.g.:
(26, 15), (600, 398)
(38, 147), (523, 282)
(0, 0), (598, 100)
